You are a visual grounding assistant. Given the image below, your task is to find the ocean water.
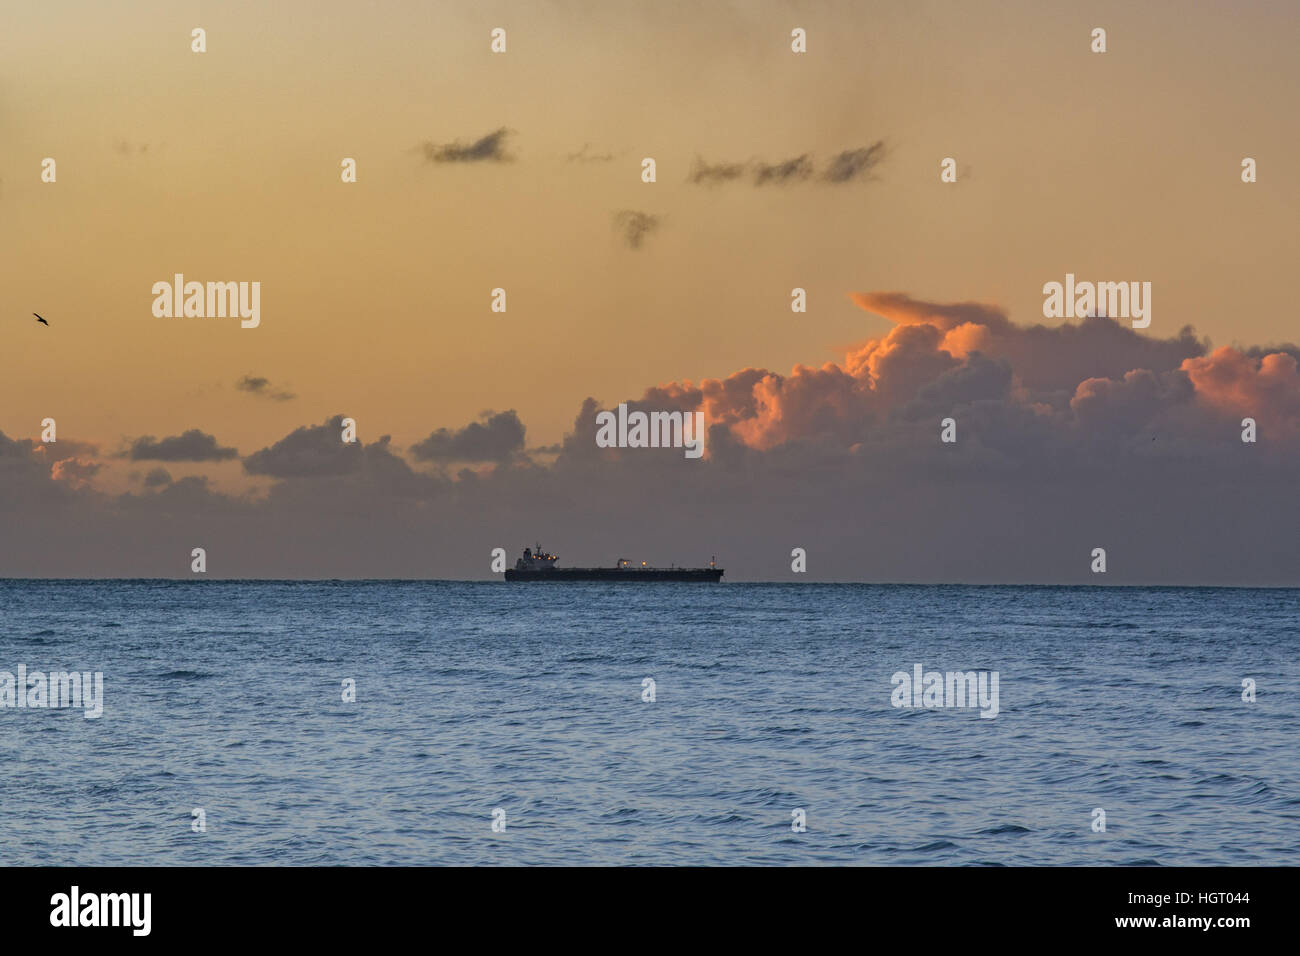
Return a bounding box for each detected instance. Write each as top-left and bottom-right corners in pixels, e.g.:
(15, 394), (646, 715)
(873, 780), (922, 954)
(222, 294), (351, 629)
(0, 580), (1296, 866)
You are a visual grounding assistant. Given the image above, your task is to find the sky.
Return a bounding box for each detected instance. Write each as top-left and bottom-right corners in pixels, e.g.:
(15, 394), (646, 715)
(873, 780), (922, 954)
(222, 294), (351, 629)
(2, 0), (1298, 581)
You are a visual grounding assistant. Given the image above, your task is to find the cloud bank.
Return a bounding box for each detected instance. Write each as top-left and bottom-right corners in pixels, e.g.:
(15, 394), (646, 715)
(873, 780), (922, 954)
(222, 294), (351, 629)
(3, 294), (1298, 583)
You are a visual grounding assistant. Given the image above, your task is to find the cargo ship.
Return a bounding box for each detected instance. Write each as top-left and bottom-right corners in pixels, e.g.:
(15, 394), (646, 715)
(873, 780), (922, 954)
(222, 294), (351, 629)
(503, 545), (724, 582)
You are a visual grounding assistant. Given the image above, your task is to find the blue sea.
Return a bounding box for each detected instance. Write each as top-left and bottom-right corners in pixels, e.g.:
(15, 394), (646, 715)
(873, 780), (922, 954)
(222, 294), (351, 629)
(0, 581), (1296, 866)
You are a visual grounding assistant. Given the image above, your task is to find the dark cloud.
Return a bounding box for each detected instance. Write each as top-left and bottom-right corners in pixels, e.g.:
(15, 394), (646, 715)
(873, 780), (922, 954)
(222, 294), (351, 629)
(243, 416), (363, 478)
(895, 353), (1015, 422)
(356, 436), (448, 497)
(1243, 342), (1300, 364)
(613, 210), (660, 249)
(142, 467), (172, 488)
(688, 156), (747, 185)
(410, 411), (526, 463)
(40, 438), (99, 458)
(1, 434), (48, 463)
(753, 154), (814, 186)
(236, 375), (296, 401)
(822, 141), (887, 183)
(248, 432), (448, 510)
(127, 429), (238, 462)
(688, 147), (882, 186)
(0, 433), (77, 511)
(419, 128), (514, 164)
(116, 473), (237, 517)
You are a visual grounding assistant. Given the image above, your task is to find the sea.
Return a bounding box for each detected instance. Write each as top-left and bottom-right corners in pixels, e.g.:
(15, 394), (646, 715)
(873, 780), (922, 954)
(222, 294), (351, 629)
(0, 581), (1296, 866)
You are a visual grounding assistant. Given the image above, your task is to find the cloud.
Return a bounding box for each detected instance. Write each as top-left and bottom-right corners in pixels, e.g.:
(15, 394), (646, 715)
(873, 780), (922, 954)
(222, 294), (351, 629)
(419, 128), (514, 164)
(236, 375), (296, 401)
(37, 437), (99, 459)
(239, 417), (448, 499)
(4, 294), (1300, 583)
(822, 141), (886, 183)
(851, 292), (1206, 397)
(141, 467), (172, 488)
(117, 473), (235, 516)
(410, 411), (526, 463)
(50, 457), (101, 489)
(243, 416), (363, 478)
(1183, 347), (1300, 435)
(252, 431), (446, 504)
(753, 154), (814, 186)
(594, 292), (1290, 479)
(0, 433), (77, 511)
(688, 156), (747, 185)
(126, 429), (238, 462)
(1, 434), (47, 463)
(687, 146), (882, 186)
(1069, 368), (1194, 434)
(613, 210), (660, 249)
(896, 352), (1015, 422)
(567, 144), (615, 163)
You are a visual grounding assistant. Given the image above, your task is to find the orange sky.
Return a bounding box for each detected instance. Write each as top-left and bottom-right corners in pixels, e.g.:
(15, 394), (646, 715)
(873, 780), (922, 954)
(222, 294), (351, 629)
(2, 0), (1297, 496)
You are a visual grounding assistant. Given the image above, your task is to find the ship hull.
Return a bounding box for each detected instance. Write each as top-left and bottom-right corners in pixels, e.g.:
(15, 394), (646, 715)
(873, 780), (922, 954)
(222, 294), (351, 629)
(505, 567), (723, 582)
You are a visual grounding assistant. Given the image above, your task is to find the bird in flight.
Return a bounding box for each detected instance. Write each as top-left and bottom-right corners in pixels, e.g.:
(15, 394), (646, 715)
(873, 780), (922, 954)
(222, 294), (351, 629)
(34, 313), (48, 326)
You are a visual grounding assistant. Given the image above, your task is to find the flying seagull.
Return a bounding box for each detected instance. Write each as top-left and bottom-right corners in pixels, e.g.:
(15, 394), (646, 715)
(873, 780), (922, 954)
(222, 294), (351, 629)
(34, 313), (48, 326)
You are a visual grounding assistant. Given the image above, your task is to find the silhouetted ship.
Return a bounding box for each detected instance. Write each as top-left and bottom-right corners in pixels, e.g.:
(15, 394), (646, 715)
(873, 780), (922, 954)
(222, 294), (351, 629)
(504, 545), (724, 582)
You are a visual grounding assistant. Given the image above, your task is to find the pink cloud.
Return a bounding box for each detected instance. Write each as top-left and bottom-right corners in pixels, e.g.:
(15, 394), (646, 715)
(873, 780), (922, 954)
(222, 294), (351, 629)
(1183, 347), (1300, 435)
